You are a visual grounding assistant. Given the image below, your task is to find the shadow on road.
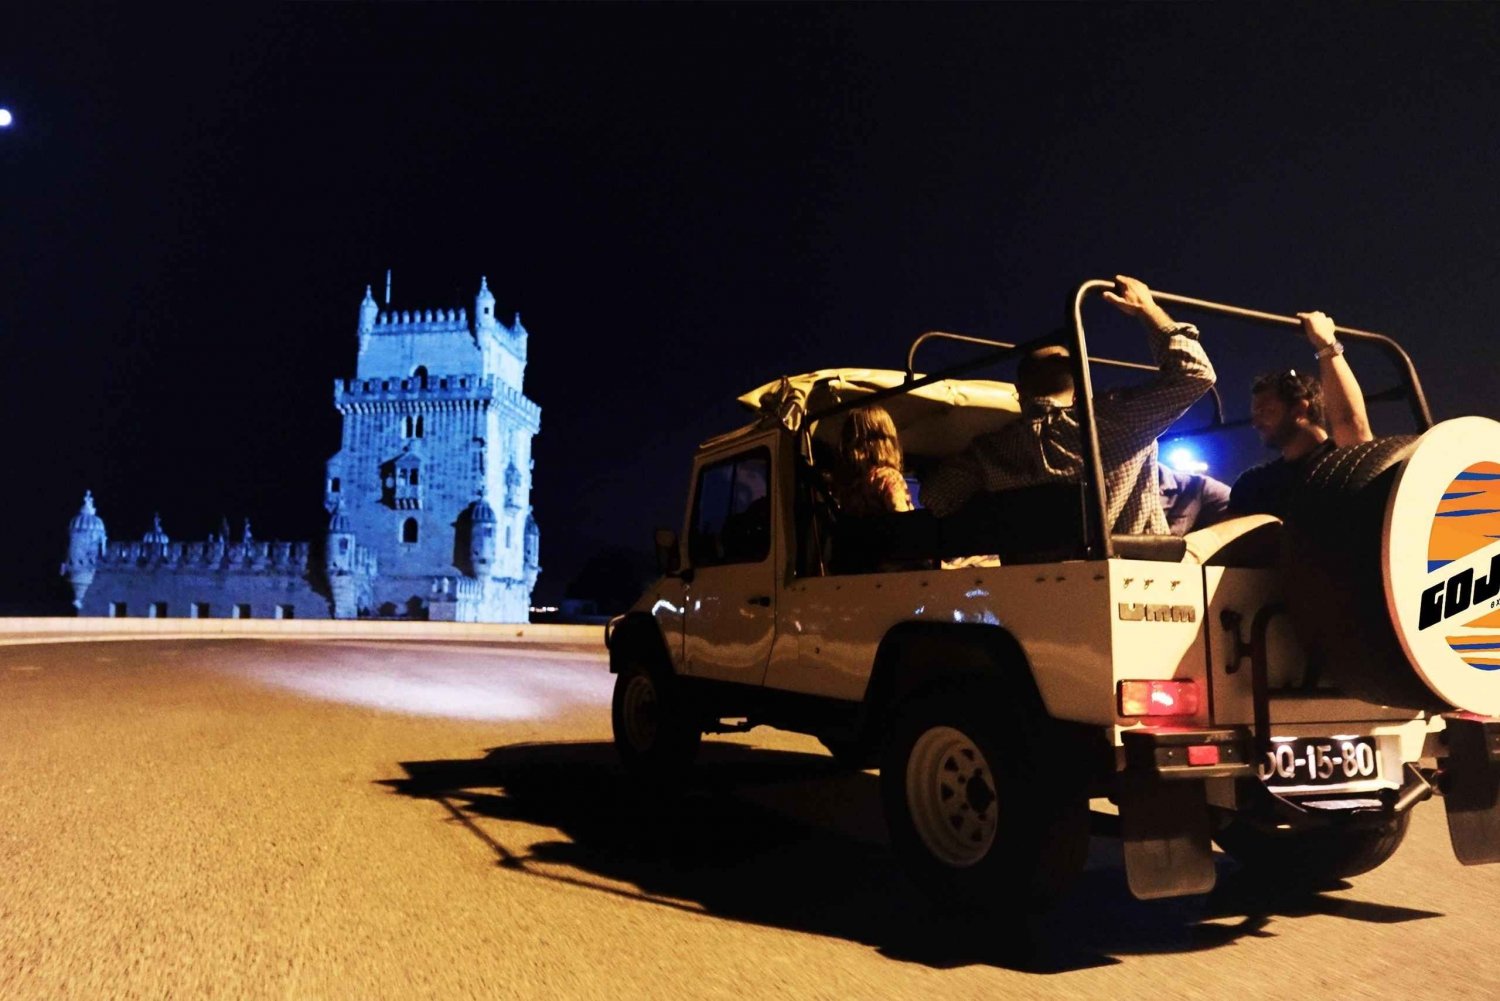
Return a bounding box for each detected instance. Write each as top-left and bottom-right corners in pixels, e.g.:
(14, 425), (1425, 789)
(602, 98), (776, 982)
(380, 740), (1442, 973)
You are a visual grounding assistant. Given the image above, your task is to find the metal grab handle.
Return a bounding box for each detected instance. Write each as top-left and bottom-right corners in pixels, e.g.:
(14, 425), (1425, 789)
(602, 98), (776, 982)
(905, 329), (1225, 426)
(906, 329), (1158, 378)
(1140, 287), (1434, 431)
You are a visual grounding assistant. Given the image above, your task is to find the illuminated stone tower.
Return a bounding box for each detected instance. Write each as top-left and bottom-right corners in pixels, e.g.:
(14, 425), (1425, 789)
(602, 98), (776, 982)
(324, 277), (541, 621)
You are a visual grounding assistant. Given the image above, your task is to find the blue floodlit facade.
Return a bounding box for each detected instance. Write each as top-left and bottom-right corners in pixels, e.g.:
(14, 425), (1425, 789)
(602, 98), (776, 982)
(62, 277), (541, 622)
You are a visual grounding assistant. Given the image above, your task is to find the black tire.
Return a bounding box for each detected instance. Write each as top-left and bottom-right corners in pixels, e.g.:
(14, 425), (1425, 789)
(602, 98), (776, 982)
(879, 685), (1089, 913)
(1279, 435), (1442, 708)
(1214, 810), (1411, 886)
(611, 655), (701, 780)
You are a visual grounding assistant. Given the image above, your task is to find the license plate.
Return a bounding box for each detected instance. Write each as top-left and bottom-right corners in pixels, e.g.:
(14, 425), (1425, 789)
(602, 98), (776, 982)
(1257, 737), (1380, 787)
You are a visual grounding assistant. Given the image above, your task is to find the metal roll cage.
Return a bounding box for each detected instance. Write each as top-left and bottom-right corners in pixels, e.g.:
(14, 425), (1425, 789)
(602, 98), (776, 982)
(805, 278), (1434, 560)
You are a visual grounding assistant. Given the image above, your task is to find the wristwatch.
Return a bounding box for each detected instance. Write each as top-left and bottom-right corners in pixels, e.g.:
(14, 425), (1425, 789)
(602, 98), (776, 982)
(1315, 340), (1345, 361)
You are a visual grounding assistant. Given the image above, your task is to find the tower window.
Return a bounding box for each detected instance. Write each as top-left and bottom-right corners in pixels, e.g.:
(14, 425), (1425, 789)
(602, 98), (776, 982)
(329, 477), (341, 493)
(402, 518), (419, 544)
(409, 469), (419, 486)
(191, 602), (210, 618)
(275, 605), (294, 620)
(415, 415), (424, 438)
(414, 366), (429, 389)
(110, 601), (127, 618)
(149, 601), (168, 618)
(234, 603), (252, 619)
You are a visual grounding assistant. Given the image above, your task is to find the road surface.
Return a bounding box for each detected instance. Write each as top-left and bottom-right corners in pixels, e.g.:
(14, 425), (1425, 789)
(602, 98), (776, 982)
(3, 637), (1498, 999)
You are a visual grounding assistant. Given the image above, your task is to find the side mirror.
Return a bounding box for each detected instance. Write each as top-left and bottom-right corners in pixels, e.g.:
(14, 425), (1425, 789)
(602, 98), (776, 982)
(654, 528), (681, 575)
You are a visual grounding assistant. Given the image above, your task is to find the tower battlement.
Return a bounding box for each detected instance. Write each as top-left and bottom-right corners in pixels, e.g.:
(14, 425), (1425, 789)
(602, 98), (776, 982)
(372, 308), (470, 333)
(101, 537), (314, 572)
(333, 373), (541, 426)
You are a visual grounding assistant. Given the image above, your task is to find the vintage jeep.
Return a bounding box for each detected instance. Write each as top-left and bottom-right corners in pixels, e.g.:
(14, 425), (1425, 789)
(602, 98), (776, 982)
(604, 279), (1500, 909)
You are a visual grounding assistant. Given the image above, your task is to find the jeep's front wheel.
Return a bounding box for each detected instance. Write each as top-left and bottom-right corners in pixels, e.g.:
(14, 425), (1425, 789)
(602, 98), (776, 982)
(880, 687), (1089, 912)
(611, 657), (701, 780)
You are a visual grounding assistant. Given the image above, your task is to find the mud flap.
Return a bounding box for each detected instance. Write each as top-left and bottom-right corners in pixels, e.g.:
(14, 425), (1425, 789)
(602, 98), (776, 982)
(1443, 715), (1500, 866)
(1118, 770), (1217, 900)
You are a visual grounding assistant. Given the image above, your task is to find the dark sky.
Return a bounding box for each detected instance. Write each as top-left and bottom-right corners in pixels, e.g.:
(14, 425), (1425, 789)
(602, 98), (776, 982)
(4, 4), (1500, 609)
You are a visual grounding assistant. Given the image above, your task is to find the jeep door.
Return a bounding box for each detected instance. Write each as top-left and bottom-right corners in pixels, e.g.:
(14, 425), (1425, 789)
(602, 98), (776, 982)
(682, 442), (777, 686)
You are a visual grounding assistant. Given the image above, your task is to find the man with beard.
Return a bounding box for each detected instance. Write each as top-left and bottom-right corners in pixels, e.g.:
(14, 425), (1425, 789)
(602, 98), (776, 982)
(1226, 310), (1373, 519)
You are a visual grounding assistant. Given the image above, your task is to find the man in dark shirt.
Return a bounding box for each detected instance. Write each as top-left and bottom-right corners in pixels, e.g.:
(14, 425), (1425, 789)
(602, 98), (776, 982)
(1228, 311), (1374, 519)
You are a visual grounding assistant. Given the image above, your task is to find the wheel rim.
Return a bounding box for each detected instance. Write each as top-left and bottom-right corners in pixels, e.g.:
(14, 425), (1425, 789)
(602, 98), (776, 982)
(620, 673), (660, 752)
(905, 724), (998, 867)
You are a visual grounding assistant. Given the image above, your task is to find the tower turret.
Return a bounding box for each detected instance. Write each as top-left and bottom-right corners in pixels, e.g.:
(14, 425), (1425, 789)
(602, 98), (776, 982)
(142, 513), (169, 549)
(474, 276), (499, 335)
(523, 512), (540, 591)
(358, 285), (379, 335)
(62, 491), (108, 610)
(468, 495), (498, 577)
(325, 502), (355, 575)
(324, 502), (360, 619)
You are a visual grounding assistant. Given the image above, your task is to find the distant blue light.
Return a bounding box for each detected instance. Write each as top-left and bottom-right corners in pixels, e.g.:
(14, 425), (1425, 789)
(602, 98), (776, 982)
(1165, 444), (1208, 474)
(0, 109), (12, 129)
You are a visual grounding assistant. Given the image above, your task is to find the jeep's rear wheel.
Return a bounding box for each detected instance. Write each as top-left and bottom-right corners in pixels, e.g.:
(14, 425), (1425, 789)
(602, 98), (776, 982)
(1214, 810), (1411, 885)
(880, 686), (1089, 912)
(611, 657), (701, 779)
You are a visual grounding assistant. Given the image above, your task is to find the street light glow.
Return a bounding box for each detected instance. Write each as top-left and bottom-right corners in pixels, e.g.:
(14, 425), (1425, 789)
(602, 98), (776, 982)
(0, 109), (13, 128)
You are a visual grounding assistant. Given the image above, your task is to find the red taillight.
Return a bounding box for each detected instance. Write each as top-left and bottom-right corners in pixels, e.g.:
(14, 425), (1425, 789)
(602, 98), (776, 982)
(1186, 744), (1220, 766)
(1117, 679), (1201, 718)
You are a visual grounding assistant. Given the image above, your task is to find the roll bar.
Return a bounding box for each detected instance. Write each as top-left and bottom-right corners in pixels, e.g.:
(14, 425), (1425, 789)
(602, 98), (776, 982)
(1067, 279), (1435, 558)
(805, 279), (1436, 562)
(905, 329), (1227, 428)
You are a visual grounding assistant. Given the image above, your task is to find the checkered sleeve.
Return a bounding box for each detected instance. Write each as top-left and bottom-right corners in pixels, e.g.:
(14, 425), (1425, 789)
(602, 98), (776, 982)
(919, 443), (987, 518)
(1095, 323), (1215, 459)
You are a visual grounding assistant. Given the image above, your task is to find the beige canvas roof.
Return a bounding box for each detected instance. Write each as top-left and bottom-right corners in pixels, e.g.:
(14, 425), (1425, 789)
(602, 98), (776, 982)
(737, 368), (1021, 458)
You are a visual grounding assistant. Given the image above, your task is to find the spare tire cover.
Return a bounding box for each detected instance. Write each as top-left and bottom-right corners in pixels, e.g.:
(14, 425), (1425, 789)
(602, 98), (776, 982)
(1384, 416), (1500, 715)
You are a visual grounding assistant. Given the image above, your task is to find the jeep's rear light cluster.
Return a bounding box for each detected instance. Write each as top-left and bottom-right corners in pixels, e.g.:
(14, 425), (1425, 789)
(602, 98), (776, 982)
(1117, 679), (1201, 718)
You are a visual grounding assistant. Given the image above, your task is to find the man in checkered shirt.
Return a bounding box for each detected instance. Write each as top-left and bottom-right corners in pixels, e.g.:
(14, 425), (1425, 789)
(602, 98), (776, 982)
(921, 275), (1215, 536)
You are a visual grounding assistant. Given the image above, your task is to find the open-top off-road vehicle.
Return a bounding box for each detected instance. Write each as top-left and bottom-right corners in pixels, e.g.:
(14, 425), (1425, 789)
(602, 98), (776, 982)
(605, 280), (1500, 908)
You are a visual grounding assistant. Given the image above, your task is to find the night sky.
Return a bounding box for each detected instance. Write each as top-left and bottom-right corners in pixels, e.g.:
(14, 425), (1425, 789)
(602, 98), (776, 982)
(5, 4), (1500, 611)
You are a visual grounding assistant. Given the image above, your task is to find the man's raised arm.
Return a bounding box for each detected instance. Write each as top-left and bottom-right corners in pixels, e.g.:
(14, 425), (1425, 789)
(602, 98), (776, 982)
(1300, 310), (1373, 447)
(1099, 275), (1217, 445)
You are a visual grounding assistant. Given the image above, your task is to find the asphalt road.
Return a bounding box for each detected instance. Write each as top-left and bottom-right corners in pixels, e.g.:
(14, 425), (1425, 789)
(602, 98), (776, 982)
(3, 637), (1499, 1000)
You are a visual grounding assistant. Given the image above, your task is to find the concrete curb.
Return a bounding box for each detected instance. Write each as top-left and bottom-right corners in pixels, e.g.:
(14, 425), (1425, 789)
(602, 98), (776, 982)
(0, 618), (606, 648)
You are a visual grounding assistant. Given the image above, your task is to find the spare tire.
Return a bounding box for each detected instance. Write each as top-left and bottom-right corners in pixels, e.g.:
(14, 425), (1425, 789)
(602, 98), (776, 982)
(1280, 434), (1435, 709)
(1281, 417), (1500, 715)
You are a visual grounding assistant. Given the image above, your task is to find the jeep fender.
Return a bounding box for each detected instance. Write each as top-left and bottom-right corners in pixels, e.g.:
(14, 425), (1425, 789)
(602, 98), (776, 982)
(862, 622), (1049, 729)
(606, 611), (673, 676)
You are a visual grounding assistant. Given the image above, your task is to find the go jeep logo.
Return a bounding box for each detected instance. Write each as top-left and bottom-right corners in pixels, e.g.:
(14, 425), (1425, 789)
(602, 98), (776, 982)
(1385, 417), (1500, 714)
(1418, 462), (1500, 658)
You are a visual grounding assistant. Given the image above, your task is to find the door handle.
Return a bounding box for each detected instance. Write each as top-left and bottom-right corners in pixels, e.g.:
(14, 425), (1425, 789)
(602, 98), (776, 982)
(746, 595), (771, 607)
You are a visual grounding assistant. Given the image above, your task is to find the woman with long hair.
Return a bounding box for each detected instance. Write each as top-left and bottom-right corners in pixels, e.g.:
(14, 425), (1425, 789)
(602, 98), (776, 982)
(836, 405), (913, 517)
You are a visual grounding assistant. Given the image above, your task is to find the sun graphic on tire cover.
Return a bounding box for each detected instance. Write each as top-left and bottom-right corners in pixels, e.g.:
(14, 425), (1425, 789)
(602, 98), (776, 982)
(1428, 460), (1500, 670)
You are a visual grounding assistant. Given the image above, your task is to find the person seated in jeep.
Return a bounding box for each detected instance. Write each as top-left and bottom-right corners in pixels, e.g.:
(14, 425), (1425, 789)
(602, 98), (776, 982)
(834, 405), (914, 517)
(920, 275), (1216, 535)
(1227, 311), (1374, 519)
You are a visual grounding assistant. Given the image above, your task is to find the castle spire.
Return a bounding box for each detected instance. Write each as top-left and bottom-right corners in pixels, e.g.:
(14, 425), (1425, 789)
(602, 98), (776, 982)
(475, 275), (499, 334)
(359, 284), (379, 335)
